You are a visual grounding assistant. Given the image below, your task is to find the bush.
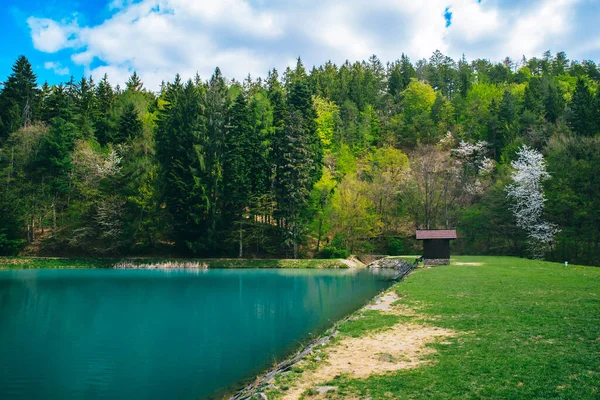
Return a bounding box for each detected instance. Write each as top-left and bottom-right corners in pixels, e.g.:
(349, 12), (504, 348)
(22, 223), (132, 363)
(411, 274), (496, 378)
(386, 237), (405, 255)
(318, 246), (349, 259)
(0, 233), (25, 256)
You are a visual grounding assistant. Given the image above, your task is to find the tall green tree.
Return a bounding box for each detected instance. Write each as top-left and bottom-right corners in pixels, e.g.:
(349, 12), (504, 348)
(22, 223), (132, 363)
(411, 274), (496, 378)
(0, 56), (39, 141)
(222, 92), (252, 256)
(115, 103), (143, 143)
(568, 78), (597, 136)
(94, 74), (115, 145)
(156, 77), (207, 253)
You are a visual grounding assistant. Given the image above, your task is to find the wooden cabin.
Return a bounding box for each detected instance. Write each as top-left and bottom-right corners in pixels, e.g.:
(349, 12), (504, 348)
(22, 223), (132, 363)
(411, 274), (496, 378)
(416, 230), (457, 266)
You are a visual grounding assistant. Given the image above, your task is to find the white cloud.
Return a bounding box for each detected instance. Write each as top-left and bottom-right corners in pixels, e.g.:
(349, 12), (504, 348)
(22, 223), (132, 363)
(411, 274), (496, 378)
(447, 0), (500, 42)
(501, 0), (581, 60)
(44, 61), (70, 76)
(27, 17), (78, 52)
(27, 0), (593, 89)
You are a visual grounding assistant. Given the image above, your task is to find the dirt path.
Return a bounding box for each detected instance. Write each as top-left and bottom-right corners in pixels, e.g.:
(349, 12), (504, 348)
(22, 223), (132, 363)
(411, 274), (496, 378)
(281, 292), (455, 400)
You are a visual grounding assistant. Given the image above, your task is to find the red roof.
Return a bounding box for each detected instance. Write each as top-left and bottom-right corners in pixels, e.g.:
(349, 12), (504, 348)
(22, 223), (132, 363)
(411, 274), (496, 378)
(416, 230), (457, 240)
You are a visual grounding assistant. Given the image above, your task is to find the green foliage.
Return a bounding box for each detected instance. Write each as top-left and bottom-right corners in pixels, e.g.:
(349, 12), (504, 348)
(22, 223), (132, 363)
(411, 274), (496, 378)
(568, 78), (598, 136)
(0, 56), (39, 141)
(0, 51), (599, 261)
(318, 246), (349, 259)
(115, 103), (143, 143)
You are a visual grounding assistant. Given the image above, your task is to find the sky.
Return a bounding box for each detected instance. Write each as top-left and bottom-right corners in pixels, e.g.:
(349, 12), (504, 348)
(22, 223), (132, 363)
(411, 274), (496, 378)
(2, 0), (600, 90)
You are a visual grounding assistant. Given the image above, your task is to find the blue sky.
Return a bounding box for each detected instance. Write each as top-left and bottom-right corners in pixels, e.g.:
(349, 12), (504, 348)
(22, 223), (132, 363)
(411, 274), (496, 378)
(2, 0), (600, 90)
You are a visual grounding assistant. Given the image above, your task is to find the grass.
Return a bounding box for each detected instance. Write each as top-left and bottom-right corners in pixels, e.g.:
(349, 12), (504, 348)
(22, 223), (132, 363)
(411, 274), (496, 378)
(0, 256), (348, 270)
(324, 256), (600, 399)
(337, 310), (404, 338)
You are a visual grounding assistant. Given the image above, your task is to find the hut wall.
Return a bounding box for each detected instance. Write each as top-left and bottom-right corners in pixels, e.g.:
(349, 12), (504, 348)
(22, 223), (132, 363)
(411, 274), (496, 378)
(423, 239), (450, 260)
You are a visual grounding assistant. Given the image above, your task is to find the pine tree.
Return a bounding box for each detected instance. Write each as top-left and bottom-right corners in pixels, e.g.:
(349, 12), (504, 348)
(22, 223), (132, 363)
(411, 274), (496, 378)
(95, 74), (115, 145)
(524, 77), (544, 114)
(155, 77), (207, 253)
(115, 103), (143, 143)
(542, 77), (564, 124)
(291, 76), (322, 184)
(203, 67), (229, 251)
(387, 61), (403, 97)
(274, 65), (323, 257)
(126, 71), (143, 92)
(222, 92), (252, 256)
(568, 78), (596, 136)
(0, 56), (39, 141)
(41, 84), (74, 123)
(74, 76), (97, 138)
(274, 110), (313, 258)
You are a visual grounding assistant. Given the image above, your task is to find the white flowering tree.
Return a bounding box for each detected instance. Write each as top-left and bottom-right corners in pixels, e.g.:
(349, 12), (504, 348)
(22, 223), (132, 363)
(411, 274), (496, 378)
(506, 145), (559, 259)
(452, 139), (496, 195)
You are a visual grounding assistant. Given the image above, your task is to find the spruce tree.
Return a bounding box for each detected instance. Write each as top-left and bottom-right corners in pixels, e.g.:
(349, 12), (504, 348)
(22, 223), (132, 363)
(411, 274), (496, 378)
(0, 56), (39, 141)
(126, 71), (144, 92)
(74, 76), (97, 138)
(95, 74), (115, 145)
(568, 78), (596, 136)
(273, 65), (322, 258)
(115, 103), (143, 143)
(203, 67), (229, 251)
(222, 92), (252, 256)
(156, 77), (207, 253)
(41, 84), (74, 123)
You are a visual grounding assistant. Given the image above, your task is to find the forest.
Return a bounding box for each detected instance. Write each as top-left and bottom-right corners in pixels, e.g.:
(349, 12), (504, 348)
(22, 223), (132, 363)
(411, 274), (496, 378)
(0, 50), (598, 265)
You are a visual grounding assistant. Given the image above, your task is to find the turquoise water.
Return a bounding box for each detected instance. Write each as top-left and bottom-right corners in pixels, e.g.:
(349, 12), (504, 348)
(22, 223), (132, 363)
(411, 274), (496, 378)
(0, 268), (395, 399)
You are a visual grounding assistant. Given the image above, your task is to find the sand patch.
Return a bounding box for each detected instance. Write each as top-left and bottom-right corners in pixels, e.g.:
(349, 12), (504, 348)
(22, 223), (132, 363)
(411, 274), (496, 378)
(339, 256), (366, 268)
(282, 323), (455, 400)
(363, 291), (421, 317)
(453, 262), (484, 266)
(363, 291), (402, 313)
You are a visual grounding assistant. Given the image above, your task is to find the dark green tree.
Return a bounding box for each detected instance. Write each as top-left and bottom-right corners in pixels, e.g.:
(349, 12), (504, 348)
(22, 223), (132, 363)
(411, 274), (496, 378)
(126, 71), (144, 92)
(115, 103), (143, 143)
(222, 92), (252, 256)
(568, 78), (596, 136)
(155, 77), (207, 253)
(0, 56), (39, 141)
(94, 74), (115, 145)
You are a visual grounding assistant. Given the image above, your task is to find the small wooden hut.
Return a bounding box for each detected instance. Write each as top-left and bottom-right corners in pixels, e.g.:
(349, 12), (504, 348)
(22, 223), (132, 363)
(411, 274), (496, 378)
(416, 230), (457, 266)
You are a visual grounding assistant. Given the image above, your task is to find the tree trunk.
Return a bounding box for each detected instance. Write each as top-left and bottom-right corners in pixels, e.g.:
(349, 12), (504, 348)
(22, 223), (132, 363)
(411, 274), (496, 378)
(292, 223), (298, 259)
(52, 193), (57, 238)
(238, 222), (243, 258)
(316, 217), (323, 252)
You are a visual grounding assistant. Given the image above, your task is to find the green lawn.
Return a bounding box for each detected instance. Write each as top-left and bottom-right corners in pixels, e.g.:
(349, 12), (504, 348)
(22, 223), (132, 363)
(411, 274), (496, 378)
(328, 256), (600, 399)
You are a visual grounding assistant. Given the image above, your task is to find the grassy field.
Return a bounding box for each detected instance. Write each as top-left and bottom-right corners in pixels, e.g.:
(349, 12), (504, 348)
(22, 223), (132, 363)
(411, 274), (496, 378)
(0, 256), (349, 269)
(318, 256), (600, 399)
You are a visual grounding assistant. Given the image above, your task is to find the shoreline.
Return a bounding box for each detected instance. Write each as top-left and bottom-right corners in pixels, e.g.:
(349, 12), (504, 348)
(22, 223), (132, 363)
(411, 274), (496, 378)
(0, 257), (361, 270)
(227, 288), (394, 400)
(228, 263), (415, 400)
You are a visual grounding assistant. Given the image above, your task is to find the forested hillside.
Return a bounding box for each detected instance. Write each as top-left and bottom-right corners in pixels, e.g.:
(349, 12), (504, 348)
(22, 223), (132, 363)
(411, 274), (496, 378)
(0, 51), (598, 264)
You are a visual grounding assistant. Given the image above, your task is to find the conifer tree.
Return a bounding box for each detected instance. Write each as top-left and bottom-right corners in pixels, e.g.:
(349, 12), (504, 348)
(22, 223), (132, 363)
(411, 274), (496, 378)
(0, 56), (39, 141)
(41, 84), (74, 123)
(568, 78), (596, 136)
(156, 77), (207, 252)
(274, 64), (322, 257)
(222, 92), (252, 256)
(116, 103), (143, 143)
(74, 76), (97, 138)
(95, 74), (115, 145)
(126, 71), (144, 92)
(203, 67), (229, 250)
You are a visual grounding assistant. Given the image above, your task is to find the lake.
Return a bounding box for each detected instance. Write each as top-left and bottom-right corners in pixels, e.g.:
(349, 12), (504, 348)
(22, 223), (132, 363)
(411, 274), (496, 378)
(0, 267), (395, 399)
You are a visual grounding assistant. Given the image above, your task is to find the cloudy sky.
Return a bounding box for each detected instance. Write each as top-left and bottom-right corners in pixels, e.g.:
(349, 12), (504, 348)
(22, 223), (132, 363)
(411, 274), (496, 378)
(2, 0), (599, 90)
